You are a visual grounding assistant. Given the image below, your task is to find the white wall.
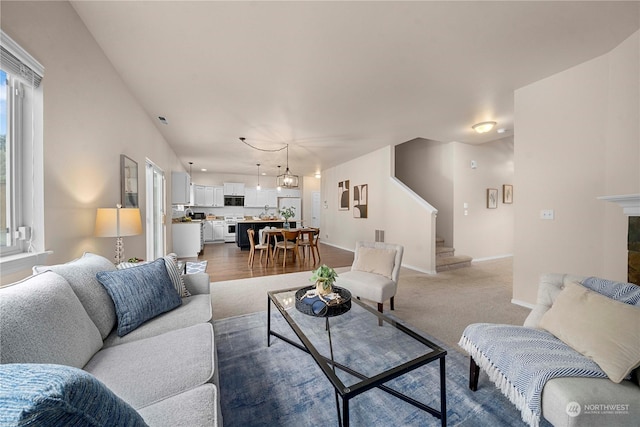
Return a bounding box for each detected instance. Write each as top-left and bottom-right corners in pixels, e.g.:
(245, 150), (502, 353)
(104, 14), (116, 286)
(395, 138), (454, 246)
(322, 146), (437, 273)
(513, 31), (639, 304)
(1, 1), (184, 283)
(452, 137), (514, 260)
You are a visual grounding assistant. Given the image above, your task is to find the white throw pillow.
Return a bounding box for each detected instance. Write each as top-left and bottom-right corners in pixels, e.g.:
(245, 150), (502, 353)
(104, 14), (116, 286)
(353, 247), (396, 279)
(539, 281), (640, 383)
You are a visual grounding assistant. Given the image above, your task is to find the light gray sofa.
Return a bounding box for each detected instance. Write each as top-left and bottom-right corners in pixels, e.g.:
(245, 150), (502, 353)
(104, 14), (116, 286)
(0, 253), (221, 426)
(460, 273), (640, 427)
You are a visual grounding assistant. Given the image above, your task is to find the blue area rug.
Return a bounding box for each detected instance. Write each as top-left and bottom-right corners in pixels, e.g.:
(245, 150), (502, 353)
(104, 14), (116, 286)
(214, 311), (553, 426)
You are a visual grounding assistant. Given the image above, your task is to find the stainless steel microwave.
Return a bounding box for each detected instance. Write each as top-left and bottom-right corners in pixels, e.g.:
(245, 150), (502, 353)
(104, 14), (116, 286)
(224, 196), (244, 207)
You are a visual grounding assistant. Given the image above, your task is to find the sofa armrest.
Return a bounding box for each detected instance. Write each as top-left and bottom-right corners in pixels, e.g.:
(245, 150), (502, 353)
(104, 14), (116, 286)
(182, 273), (210, 295)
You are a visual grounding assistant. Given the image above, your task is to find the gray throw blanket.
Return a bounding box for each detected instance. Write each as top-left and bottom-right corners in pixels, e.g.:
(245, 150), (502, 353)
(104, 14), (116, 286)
(459, 324), (607, 427)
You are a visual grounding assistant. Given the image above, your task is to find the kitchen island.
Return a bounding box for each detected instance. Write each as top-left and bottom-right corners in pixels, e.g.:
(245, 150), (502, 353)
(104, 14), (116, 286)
(236, 220), (297, 249)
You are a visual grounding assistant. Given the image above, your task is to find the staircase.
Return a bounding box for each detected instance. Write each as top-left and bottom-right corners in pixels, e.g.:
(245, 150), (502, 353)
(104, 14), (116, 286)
(436, 237), (472, 272)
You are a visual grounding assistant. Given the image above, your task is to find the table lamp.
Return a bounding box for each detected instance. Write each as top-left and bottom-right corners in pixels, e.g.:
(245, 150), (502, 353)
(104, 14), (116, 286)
(95, 205), (142, 264)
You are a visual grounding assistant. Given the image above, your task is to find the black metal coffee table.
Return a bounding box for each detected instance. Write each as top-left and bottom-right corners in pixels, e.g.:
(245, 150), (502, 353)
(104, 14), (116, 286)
(267, 286), (447, 426)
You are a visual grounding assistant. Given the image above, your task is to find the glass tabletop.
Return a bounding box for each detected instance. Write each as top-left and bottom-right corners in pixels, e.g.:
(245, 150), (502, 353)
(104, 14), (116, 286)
(268, 286), (447, 396)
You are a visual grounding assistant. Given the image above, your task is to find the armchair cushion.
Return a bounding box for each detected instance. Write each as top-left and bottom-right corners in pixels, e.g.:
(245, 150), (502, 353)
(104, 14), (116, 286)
(352, 247), (396, 279)
(337, 270), (396, 303)
(539, 281), (640, 383)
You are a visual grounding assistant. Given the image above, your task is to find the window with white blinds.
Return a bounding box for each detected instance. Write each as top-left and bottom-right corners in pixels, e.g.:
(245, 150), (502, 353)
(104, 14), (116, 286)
(1, 30), (44, 260)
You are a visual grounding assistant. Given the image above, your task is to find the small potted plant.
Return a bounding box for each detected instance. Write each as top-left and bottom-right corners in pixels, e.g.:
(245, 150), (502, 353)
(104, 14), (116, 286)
(279, 206), (296, 229)
(310, 264), (338, 296)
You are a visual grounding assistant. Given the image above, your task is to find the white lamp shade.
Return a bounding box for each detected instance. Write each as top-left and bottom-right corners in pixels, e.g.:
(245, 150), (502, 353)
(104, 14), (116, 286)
(95, 208), (142, 237)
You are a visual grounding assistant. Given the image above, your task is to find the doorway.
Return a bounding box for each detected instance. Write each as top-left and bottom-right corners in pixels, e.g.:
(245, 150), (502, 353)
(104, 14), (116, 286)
(311, 191), (321, 228)
(145, 159), (166, 260)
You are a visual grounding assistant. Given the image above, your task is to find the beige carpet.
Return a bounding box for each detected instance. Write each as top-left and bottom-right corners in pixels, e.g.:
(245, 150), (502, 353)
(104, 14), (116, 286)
(210, 257), (530, 349)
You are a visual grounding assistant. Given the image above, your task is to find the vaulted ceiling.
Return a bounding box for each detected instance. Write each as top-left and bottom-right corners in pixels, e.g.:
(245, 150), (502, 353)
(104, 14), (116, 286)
(70, 1), (639, 177)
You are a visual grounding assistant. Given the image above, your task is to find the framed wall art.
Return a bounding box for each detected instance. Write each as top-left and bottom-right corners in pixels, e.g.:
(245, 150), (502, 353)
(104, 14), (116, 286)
(338, 180), (350, 210)
(353, 184), (368, 218)
(121, 155), (138, 208)
(503, 184), (513, 204)
(487, 188), (498, 209)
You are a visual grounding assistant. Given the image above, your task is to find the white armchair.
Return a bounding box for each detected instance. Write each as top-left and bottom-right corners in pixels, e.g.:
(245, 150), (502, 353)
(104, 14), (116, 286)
(335, 241), (404, 314)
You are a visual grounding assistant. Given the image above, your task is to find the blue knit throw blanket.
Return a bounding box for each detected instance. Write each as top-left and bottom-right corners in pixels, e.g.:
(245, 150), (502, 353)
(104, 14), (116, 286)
(459, 324), (607, 427)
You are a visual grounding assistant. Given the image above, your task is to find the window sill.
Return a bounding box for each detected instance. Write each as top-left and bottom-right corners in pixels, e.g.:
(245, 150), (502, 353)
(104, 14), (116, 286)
(0, 251), (53, 275)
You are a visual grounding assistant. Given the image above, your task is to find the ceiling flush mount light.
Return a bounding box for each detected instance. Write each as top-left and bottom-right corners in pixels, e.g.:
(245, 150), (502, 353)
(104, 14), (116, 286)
(472, 121), (497, 134)
(256, 163), (261, 191)
(276, 145), (299, 188)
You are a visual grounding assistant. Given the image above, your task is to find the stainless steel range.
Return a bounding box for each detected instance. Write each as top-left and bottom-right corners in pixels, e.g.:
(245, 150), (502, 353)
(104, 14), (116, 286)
(223, 214), (245, 243)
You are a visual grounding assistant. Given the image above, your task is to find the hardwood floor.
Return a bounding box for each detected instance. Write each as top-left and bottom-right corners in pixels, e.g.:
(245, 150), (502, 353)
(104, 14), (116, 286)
(195, 242), (355, 282)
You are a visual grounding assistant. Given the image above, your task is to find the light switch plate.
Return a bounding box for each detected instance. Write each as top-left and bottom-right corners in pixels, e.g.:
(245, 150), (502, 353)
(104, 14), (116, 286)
(540, 209), (555, 220)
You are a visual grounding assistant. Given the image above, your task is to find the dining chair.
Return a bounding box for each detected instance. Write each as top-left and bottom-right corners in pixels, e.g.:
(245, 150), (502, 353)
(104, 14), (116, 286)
(298, 228), (320, 265)
(247, 228), (269, 268)
(273, 230), (299, 267)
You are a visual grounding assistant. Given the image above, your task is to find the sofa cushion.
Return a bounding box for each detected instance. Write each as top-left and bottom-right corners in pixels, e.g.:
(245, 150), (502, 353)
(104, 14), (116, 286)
(118, 255), (191, 298)
(352, 247), (396, 279)
(83, 323), (215, 409)
(102, 294), (213, 348)
(97, 258), (182, 337)
(539, 281), (640, 383)
(137, 383), (219, 426)
(0, 271), (103, 368)
(0, 363), (148, 427)
(541, 377), (640, 427)
(33, 252), (117, 339)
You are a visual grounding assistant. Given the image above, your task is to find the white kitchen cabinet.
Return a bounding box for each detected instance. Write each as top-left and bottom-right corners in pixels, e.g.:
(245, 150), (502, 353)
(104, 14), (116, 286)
(213, 221), (224, 241)
(266, 189), (278, 208)
(213, 187), (224, 207)
(193, 185), (206, 206)
(172, 222), (202, 257)
(204, 186), (215, 206)
(171, 172), (191, 204)
(279, 188), (301, 198)
(245, 187), (278, 207)
(223, 182), (245, 196)
(244, 188), (257, 207)
(203, 220), (225, 243)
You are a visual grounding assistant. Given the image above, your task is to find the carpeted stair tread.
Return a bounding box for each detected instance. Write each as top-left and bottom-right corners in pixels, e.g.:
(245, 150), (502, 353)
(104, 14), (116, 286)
(436, 246), (455, 257)
(436, 254), (473, 272)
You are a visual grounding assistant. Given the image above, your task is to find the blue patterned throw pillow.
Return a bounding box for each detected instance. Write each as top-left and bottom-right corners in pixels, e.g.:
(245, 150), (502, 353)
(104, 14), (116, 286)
(97, 258), (182, 336)
(0, 363), (148, 426)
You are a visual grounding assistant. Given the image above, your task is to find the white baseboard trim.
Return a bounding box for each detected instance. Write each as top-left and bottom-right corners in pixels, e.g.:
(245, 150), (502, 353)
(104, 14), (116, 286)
(511, 298), (535, 310)
(320, 241), (354, 253)
(472, 254), (513, 262)
(321, 241), (437, 274)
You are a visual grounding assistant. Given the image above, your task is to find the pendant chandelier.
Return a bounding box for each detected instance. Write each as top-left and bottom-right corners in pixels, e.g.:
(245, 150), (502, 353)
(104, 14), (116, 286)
(276, 144), (299, 188)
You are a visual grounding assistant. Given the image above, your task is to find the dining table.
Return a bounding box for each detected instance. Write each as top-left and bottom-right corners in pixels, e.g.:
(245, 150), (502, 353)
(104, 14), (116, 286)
(262, 228), (311, 265)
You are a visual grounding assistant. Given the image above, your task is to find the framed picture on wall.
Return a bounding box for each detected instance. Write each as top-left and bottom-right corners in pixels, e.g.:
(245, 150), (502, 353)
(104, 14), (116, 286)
(503, 184), (513, 204)
(487, 188), (498, 209)
(121, 155), (138, 208)
(354, 184), (368, 218)
(338, 180), (350, 210)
